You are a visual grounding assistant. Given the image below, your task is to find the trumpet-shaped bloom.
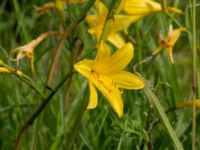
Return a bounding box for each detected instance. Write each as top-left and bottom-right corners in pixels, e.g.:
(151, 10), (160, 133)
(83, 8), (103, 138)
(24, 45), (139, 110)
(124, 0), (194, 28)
(153, 25), (187, 63)
(86, 0), (182, 48)
(86, 0), (139, 48)
(11, 31), (63, 75)
(74, 42), (144, 117)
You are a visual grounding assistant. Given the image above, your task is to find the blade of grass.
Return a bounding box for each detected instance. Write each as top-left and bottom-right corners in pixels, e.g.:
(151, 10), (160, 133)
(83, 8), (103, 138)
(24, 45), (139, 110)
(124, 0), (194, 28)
(65, 80), (88, 149)
(144, 82), (184, 150)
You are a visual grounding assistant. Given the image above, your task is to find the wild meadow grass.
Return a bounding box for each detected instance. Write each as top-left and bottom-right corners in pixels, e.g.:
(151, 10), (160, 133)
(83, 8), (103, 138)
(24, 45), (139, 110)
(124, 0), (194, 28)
(0, 0), (199, 149)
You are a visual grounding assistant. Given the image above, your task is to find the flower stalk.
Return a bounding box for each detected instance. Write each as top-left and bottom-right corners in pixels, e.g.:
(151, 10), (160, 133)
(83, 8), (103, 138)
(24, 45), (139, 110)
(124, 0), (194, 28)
(192, 0), (197, 149)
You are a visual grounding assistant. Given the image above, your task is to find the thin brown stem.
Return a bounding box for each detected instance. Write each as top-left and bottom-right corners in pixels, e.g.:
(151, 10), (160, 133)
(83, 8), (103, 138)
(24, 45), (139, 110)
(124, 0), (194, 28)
(46, 33), (66, 88)
(64, 39), (83, 113)
(133, 52), (158, 72)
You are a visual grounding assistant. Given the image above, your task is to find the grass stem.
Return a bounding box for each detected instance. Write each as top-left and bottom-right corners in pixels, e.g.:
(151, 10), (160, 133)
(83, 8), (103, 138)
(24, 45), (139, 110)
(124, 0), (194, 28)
(192, 0), (197, 149)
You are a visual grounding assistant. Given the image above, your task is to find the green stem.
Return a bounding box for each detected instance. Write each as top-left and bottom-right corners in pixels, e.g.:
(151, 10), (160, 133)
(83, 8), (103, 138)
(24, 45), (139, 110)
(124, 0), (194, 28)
(192, 0), (197, 149)
(99, 0), (121, 42)
(3, 64), (45, 98)
(14, 71), (74, 150)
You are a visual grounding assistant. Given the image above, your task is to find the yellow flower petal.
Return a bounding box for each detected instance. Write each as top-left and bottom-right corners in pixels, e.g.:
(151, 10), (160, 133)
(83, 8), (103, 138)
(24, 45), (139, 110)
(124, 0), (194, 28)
(167, 27), (187, 46)
(95, 41), (111, 61)
(86, 15), (105, 41)
(95, 0), (108, 16)
(113, 15), (143, 33)
(94, 43), (134, 74)
(91, 74), (124, 117)
(123, 0), (161, 15)
(74, 59), (94, 79)
(88, 26), (104, 41)
(165, 26), (186, 63)
(87, 81), (98, 109)
(86, 16), (105, 28)
(109, 71), (144, 89)
(0, 67), (10, 73)
(166, 47), (174, 63)
(107, 33), (126, 48)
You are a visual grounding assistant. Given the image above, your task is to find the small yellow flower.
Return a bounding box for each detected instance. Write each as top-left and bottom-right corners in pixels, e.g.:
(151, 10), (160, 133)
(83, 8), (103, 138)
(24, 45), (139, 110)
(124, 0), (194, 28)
(153, 25), (187, 63)
(74, 41), (144, 117)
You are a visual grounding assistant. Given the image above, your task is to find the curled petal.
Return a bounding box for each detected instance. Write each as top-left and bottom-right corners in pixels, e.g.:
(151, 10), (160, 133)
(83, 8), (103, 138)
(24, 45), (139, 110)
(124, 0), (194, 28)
(167, 27), (187, 46)
(109, 71), (144, 89)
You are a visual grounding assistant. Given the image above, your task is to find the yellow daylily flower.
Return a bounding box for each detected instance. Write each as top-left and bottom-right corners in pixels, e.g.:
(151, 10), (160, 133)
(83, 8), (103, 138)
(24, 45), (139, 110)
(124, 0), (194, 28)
(176, 100), (200, 108)
(74, 41), (144, 117)
(117, 0), (182, 16)
(86, 0), (136, 48)
(153, 25), (187, 63)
